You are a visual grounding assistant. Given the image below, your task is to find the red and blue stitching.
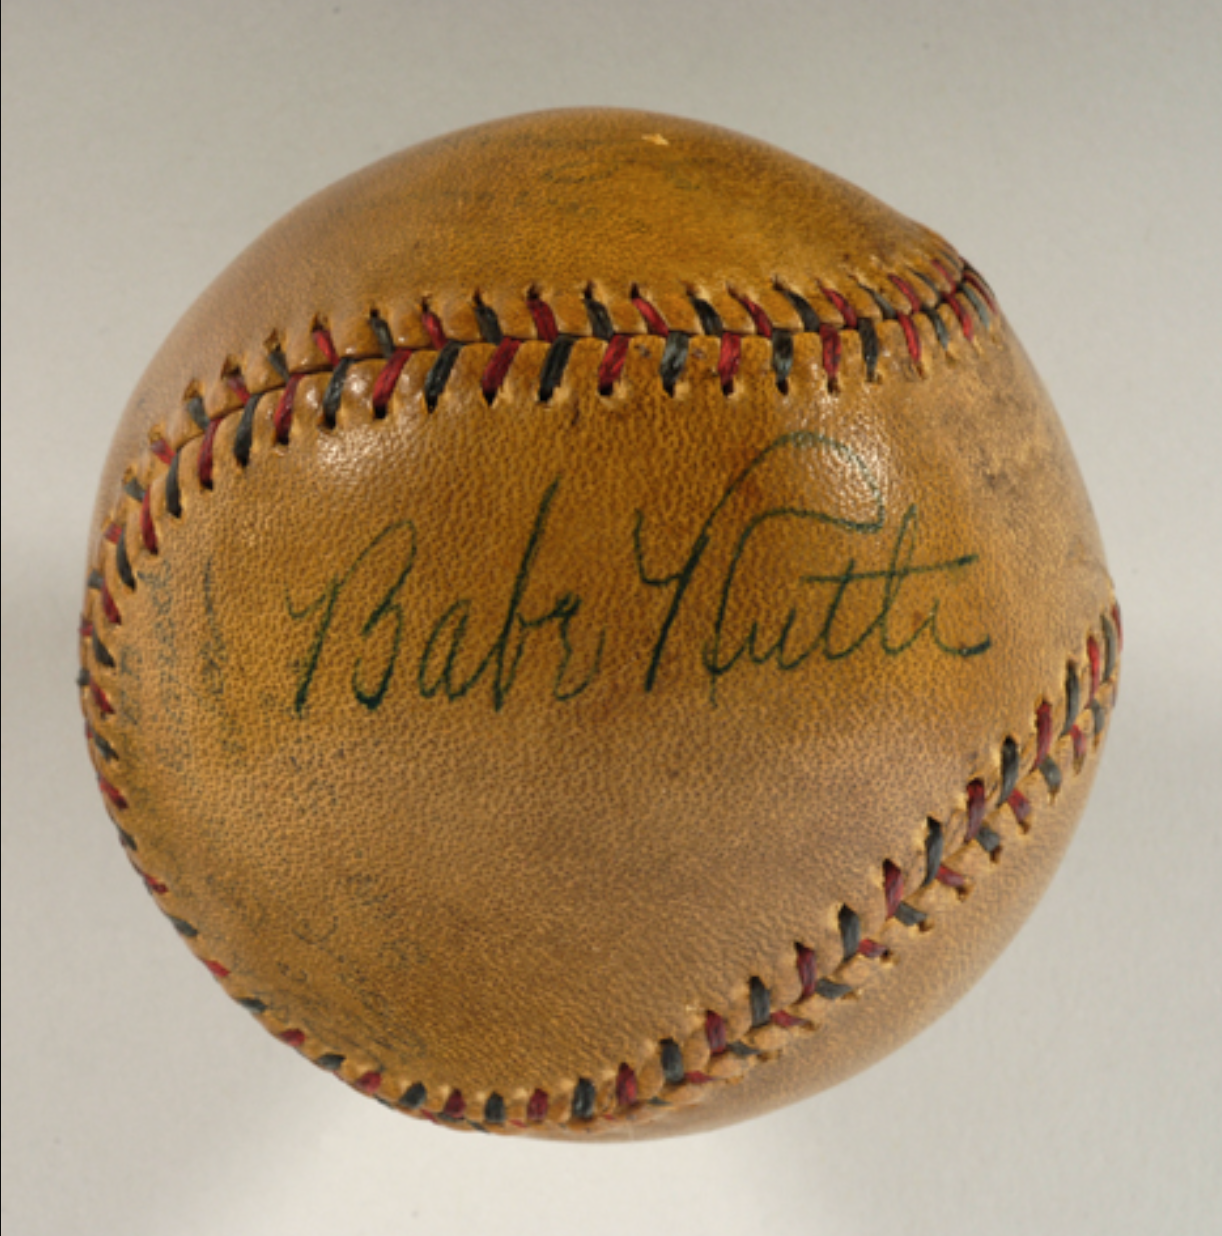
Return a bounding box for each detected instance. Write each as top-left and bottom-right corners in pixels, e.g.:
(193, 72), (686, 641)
(79, 590), (1120, 1132)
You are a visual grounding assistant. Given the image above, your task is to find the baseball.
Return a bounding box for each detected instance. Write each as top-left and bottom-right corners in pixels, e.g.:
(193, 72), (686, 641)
(80, 108), (1119, 1138)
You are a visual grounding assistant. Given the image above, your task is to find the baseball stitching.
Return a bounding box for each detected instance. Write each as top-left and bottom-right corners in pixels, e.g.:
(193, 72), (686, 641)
(79, 255), (1121, 1133)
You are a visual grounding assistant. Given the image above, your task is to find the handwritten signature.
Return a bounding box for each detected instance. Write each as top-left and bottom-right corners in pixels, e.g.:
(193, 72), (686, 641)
(287, 431), (990, 714)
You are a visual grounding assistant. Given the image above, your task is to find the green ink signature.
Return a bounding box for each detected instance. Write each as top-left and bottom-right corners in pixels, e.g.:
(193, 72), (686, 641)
(633, 431), (990, 700)
(287, 431), (990, 714)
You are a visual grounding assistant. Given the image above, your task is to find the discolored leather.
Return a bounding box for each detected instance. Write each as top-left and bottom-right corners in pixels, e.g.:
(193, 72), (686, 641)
(80, 109), (1117, 1138)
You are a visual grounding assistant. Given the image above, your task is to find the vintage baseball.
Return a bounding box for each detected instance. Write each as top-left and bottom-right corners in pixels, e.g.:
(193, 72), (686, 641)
(80, 109), (1119, 1138)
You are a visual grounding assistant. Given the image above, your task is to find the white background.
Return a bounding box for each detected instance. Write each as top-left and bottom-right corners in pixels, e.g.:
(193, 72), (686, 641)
(3, 2), (1219, 1233)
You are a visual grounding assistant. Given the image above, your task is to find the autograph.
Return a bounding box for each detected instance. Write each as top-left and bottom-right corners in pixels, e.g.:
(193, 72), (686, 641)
(288, 432), (990, 714)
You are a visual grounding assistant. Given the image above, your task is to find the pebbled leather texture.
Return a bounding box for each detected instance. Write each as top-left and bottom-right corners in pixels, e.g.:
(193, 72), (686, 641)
(80, 108), (1118, 1138)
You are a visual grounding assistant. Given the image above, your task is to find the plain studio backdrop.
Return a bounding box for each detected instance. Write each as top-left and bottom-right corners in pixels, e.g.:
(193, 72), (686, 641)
(2, 3), (1218, 1234)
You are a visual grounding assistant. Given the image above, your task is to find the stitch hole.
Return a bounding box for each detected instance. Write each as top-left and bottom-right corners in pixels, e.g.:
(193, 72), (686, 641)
(114, 527), (136, 591)
(705, 1010), (728, 1055)
(398, 1081), (427, 1111)
(481, 338), (521, 404)
(472, 294), (504, 345)
(1062, 661), (1082, 735)
(717, 332), (741, 394)
(615, 1063), (640, 1108)
(273, 374), (302, 446)
(583, 286), (615, 341)
(965, 779), (988, 844)
(311, 322), (340, 367)
(923, 818), (945, 887)
(775, 282), (823, 333)
(837, 905), (861, 962)
(372, 348), (412, 417)
(222, 363), (250, 405)
(265, 337), (290, 381)
(570, 1079), (597, 1122)
(184, 391), (210, 431)
(998, 736), (1021, 805)
(795, 943), (818, 998)
(526, 290), (559, 343)
(659, 1038), (686, 1086)
(537, 335), (576, 403)
(771, 329), (794, 393)
(165, 453), (183, 518)
(597, 334), (630, 396)
(748, 976), (771, 1028)
(232, 393), (260, 468)
(367, 310), (396, 358)
(658, 331), (689, 395)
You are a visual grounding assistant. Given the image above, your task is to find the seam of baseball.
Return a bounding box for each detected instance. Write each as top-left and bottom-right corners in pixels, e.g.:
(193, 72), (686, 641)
(80, 563), (1121, 1133)
(111, 257), (998, 464)
(77, 257), (1094, 1135)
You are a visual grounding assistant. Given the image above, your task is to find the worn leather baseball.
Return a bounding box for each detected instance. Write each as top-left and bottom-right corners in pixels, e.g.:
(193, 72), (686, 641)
(80, 108), (1119, 1139)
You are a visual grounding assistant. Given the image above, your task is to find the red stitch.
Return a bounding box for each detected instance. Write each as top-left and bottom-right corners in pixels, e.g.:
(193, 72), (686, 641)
(79, 618), (95, 639)
(197, 419), (221, 488)
(796, 944), (818, 999)
(1035, 701), (1055, 765)
(819, 286), (858, 329)
(597, 335), (630, 394)
(897, 314), (923, 366)
(104, 522), (123, 545)
(527, 296), (559, 343)
(770, 1010), (808, 1029)
(736, 294), (774, 337)
(204, 959), (230, 979)
(684, 1071), (715, 1085)
(930, 259), (958, 292)
(421, 309), (448, 350)
(883, 860), (905, 918)
(936, 865), (968, 890)
(1008, 789), (1032, 826)
(889, 275), (924, 314)
(312, 327), (339, 367)
(99, 581), (122, 626)
(705, 1011), (728, 1055)
(355, 1071), (382, 1095)
(717, 332), (742, 391)
(481, 338), (522, 400)
(272, 373), (301, 445)
(819, 324), (842, 386)
(632, 294), (669, 336)
(139, 870), (168, 895)
(280, 1029), (306, 1048)
(90, 681), (115, 717)
(944, 292), (974, 341)
(372, 349), (412, 412)
(527, 1089), (549, 1122)
(1112, 602), (1124, 651)
(98, 776), (128, 809)
(225, 372), (250, 404)
(1087, 636), (1102, 702)
(616, 1063), (639, 1107)
(965, 779), (988, 843)
(1071, 724), (1089, 764)
(858, 940), (888, 960)
(151, 440), (174, 466)
(140, 491), (158, 555)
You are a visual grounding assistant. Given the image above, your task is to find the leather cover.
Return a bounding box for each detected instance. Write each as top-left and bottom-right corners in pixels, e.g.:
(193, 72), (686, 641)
(79, 108), (1119, 1138)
